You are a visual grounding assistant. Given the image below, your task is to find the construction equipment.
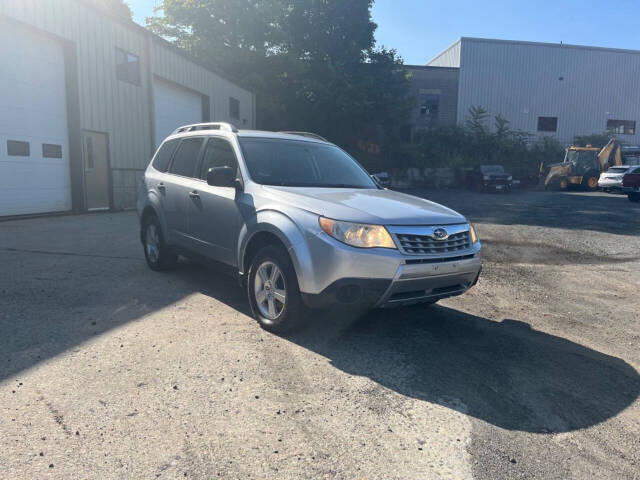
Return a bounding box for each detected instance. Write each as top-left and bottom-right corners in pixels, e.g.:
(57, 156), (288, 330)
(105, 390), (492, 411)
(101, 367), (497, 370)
(542, 137), (622, 191)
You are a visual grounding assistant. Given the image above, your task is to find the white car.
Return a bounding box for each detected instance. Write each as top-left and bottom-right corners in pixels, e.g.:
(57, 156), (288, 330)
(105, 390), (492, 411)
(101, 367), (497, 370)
(598, 166), (634, 193)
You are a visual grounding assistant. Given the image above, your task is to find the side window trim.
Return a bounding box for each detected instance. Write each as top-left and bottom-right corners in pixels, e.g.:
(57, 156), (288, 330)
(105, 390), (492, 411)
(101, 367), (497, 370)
(166, 136), (206, 179)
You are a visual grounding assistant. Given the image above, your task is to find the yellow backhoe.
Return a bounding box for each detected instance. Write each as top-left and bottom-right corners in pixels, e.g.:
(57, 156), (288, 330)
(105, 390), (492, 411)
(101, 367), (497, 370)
(543, 137), (622, 191)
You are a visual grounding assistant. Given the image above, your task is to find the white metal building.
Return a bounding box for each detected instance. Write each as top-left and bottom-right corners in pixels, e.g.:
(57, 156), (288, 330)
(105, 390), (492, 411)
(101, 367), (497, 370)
(425, 37), (640, 144)
(0, 0), (255, 217)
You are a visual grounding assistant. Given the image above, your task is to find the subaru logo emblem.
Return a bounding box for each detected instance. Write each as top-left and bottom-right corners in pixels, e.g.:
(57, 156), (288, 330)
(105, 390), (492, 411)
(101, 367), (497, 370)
(433, 228), (449, 240)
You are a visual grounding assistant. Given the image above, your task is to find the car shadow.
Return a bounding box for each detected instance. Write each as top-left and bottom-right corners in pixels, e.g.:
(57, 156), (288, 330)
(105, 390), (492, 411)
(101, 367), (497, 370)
(279, 304), (640, 433)
(2, 241), (637, 435)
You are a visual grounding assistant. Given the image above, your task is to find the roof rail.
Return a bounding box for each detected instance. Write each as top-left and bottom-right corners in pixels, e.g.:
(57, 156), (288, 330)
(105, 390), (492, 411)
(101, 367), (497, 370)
(173, 122), (238, 134)
(278, 131), (328, 142)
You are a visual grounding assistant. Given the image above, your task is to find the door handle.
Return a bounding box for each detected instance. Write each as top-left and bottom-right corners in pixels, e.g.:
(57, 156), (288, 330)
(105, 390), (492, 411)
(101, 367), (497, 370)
(189, 190), (200, 199)
(157, 182), (166, 191)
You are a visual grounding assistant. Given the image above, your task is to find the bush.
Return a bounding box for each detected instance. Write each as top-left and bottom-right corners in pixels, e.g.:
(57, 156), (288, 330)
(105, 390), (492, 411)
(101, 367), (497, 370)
(573, 133), (611, 148)
(408, 107), (565, 184)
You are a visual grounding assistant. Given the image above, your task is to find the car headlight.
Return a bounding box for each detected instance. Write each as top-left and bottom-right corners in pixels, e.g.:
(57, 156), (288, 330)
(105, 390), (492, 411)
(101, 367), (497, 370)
(469, 223), (479, 244)
(507, 175), (513, 181)
(483, 175), (491, 180)
(319, 217), (396, 249)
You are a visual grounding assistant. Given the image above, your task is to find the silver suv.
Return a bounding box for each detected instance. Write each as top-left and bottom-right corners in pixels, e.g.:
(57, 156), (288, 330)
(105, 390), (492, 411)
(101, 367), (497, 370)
(137, 123), (482, 331)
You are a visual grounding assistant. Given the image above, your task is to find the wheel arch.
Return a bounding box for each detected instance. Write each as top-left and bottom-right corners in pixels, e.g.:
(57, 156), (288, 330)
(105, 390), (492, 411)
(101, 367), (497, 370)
(139, 195), (168, 244)
(238, 210), (313, 291)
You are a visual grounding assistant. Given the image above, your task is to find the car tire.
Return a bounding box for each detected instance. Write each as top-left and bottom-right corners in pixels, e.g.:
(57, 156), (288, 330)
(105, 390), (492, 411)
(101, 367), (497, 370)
(142, 214), (178, 271)
(629, 193), (640, 203)
(247, 244), (307, 333)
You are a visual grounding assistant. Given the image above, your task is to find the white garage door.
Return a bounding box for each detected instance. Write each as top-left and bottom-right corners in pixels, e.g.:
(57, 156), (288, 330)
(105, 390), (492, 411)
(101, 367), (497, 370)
(154, 77), (203, 147)
(0, 21), (71, 216)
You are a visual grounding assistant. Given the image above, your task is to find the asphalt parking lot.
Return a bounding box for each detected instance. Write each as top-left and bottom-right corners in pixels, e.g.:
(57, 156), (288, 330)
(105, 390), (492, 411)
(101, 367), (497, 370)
(1, 189), (639, 479)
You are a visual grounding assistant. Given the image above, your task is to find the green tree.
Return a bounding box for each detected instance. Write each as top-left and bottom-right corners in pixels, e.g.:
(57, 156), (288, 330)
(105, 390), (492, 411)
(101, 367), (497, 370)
(494, 114), (511, 139)
(147, 0), (411, 168)
(573, 133), (611, 148)
(465, 105), (489, 137)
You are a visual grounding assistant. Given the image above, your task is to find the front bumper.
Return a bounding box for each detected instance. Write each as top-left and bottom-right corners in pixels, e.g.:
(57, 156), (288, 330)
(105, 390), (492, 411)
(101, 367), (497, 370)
(598, 179), (623, 190)
(484, 180), (512, 190)
(296, 229), (482, 309)
(375, 255), (481, 307)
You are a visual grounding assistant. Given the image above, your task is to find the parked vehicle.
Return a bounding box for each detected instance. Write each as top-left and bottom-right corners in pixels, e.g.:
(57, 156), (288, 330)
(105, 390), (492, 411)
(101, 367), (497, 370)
(543, 137), (622, 191)
(598, 166), (634, 193)
(466, 165), (513, 192)
(137, 123), (482, 332)
(622, 166), (640, 203)
(621, 145), (640, 166)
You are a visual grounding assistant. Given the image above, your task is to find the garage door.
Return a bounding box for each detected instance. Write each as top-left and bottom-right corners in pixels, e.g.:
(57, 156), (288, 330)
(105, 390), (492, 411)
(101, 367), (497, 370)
(0, 22), (71, 216)
(154, 77), (203, 147)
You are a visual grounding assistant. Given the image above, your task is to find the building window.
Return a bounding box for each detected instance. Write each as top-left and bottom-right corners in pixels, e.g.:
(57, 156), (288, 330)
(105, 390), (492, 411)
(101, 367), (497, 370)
(607, 119), (635, 135)
(42, 144), (63, 158)
(419, 93), (440, 118)
(537, 116), (558, 132)
(7, 140), (30, 156)
(115, 48), (140, 85)
(229, 97), (240, 119)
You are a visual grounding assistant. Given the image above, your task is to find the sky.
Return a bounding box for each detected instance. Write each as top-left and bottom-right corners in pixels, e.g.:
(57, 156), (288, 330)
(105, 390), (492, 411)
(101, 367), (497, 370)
(130, 0), (640, 65)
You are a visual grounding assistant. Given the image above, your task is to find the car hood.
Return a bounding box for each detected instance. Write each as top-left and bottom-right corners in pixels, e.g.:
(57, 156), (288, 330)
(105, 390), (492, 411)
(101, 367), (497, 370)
(260, 186), (466, 225)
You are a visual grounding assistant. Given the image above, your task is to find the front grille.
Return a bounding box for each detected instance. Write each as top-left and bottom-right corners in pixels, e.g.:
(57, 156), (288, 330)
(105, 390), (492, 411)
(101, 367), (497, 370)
(405, 253), (476, 264)
(396, 230), (471, 255)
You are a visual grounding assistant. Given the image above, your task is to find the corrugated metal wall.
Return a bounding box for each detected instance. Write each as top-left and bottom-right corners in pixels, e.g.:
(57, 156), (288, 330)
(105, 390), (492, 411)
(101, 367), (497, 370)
(456, 38), (640, 144)
(0, 0), (254, 209)
(426, 40), (461, 68)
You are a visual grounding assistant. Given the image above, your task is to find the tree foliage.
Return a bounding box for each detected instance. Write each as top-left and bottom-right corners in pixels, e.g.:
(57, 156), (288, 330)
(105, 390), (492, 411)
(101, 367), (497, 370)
(147, 0), (412, 163)
(573, 133), (612, 148)
(408, 107), (566, 185)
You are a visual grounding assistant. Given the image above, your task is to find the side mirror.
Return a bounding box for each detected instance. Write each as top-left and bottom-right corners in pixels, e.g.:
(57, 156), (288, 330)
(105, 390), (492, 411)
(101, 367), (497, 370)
(207, 166), (239, 188)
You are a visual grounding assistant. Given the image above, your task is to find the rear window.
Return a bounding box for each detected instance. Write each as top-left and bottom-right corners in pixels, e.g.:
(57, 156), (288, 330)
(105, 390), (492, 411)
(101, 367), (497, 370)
(169, 138), (203, 177)
(152, 140), (179, 172)
(607, 167), (628, 173)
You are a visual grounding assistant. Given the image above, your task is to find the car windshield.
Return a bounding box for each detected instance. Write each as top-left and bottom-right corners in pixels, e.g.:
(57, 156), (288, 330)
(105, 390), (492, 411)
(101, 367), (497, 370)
(239, 137), (377, 188)
(480, 165), (505, 174)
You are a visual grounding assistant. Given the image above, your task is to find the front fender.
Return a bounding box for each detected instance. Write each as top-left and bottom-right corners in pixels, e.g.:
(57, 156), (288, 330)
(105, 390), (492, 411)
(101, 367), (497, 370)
(237, 209), (316, 292)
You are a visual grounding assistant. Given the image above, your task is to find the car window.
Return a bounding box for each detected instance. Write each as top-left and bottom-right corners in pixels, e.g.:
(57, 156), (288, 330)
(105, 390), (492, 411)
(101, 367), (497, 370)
(151, 139), (179, 172)
(199, 137), (239, 180)
(607, 167), (628, 173)
(239, 138), (377, 188)
(169, 137), (203, 177)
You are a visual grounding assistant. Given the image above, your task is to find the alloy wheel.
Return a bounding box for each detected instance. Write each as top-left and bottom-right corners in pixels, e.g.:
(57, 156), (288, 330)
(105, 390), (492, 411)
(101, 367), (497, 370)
(145, 223), (160, 264)
(253, 261), (287, 320)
